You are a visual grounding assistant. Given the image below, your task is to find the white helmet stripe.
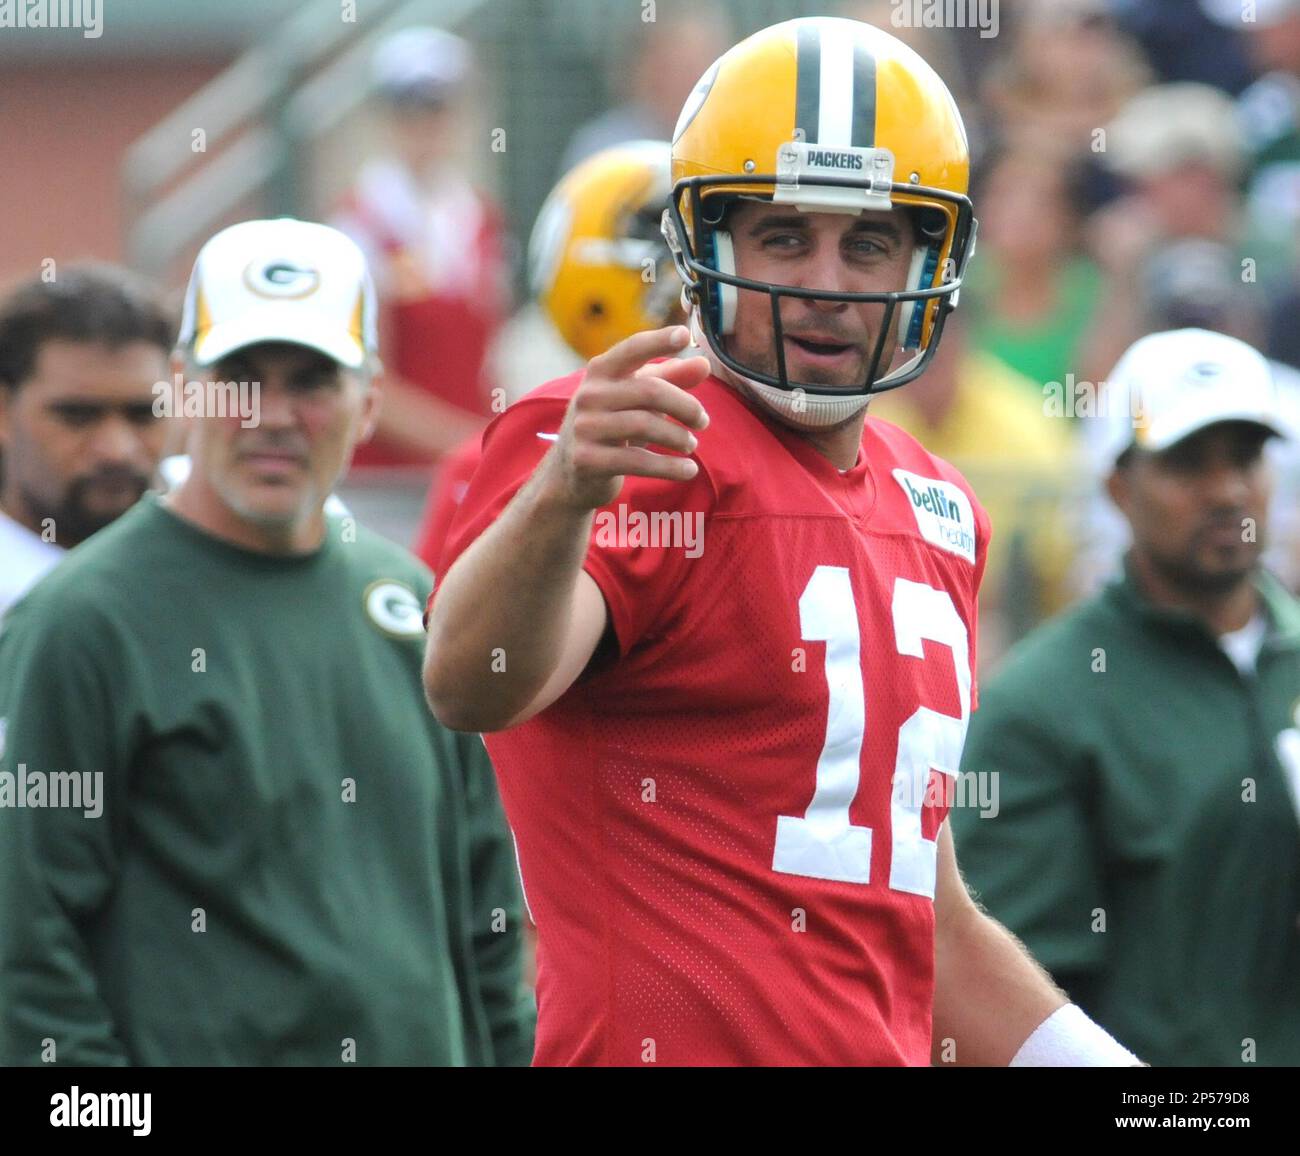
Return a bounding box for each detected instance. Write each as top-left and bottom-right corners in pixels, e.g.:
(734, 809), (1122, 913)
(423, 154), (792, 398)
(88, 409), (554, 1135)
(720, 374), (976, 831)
(817, 25), (856, 147)
(795, 23), (877, 150)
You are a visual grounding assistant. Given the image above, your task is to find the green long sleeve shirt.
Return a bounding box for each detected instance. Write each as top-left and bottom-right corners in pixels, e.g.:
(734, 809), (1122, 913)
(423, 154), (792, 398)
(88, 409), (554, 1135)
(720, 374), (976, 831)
(0, 495), (534, 1066)
(953, 563), (1300, 1066)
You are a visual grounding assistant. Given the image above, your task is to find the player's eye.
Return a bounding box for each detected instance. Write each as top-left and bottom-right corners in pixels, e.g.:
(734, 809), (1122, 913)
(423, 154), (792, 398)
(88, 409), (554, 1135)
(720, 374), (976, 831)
(763, 232), (806, 250)
(213, 360), (253, 382)
(290, 369), (341, 393)
(50, 404), (102, 428)
(124, 403), (159, 426)
(1162, 445), (1204, 473)
(845, 235), (890, 259)
(1230, 441), (1266, 469)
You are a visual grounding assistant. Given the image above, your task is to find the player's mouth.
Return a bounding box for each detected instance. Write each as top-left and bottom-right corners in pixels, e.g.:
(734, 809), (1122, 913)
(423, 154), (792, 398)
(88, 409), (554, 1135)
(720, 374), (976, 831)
(1197, 519), (1253, 550)
(784, 334), (860, 366)
(81, 473), (147, 500)
(239, 450), (307, 477)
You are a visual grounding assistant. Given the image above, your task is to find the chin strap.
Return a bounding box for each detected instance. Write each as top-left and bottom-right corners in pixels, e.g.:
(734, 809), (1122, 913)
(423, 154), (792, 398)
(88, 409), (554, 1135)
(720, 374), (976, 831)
(692, 310), (874, 431)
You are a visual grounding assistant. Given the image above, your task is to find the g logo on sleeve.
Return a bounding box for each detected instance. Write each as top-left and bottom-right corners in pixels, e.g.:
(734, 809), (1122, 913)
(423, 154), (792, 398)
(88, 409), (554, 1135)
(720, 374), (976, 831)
(364, 580), (425, 639)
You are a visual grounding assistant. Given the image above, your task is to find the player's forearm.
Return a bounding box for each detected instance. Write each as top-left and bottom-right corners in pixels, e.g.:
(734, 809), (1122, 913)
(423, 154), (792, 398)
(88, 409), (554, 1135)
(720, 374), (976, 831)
(931, 902), (1067, 1066)
(374, 378), (487, 460)
(423, 461), (593, 732)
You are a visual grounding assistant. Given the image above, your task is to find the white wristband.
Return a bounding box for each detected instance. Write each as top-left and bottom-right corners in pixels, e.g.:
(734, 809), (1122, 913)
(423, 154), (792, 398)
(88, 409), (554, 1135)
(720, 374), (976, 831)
(1009, 1003), (1141, 1067)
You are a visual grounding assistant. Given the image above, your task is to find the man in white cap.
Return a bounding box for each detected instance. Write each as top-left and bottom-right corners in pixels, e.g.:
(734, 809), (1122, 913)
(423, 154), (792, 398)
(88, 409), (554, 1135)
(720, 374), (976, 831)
(0, 218), (533, 1065)
(1075, 255), (1300, 596)
(954, 328), (1300, 1066)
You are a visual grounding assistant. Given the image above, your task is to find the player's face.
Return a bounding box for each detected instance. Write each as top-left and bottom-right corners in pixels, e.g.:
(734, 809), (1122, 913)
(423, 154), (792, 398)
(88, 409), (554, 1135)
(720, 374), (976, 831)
(724, 202), (917, 389)
(185, 342), (376, 529)
(0, 339), (168, 545)
(1111, 423), (1274, 594)
(388, 102), (457, 173)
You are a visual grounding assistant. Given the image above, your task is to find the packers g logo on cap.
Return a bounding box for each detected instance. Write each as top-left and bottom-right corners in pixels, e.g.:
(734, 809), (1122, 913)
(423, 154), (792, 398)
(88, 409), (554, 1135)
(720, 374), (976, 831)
(243, 259), (321, 300)
(1185, 360), (1223, 385)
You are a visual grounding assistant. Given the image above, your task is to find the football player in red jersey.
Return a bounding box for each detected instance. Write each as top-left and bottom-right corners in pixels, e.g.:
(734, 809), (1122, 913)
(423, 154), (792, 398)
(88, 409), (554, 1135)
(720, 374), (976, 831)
(424, 17), (1142, 1066)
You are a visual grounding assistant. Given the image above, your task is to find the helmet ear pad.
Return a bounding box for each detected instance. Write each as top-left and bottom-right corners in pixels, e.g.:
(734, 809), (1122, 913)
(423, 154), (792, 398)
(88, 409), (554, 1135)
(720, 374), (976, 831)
(896, 243), (940, 350)
(691, 194), (742, 338)
(892, 205), (950, 351)
(704, 227), (738, 336)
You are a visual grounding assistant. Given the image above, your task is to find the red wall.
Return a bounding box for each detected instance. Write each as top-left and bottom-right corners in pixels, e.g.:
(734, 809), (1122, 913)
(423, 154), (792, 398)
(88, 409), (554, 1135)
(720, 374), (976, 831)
(0, 56), (228, 291)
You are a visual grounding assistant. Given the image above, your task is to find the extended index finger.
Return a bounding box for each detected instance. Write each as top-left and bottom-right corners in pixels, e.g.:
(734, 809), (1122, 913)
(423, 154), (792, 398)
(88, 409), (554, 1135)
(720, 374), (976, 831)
(587, 325), (692, 382)
(601, 372), (711, 432)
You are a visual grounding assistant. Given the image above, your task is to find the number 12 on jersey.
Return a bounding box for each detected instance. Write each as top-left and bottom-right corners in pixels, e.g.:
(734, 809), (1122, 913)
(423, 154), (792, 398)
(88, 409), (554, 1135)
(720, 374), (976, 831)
(773, 566), (971, 899)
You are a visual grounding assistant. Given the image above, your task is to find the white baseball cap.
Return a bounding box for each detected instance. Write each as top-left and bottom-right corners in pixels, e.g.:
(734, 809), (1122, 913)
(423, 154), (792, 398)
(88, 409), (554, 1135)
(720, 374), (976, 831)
(1099, 328), (1288, 465)
(372, 27), (470, 105)
(178, 218), (378, 370)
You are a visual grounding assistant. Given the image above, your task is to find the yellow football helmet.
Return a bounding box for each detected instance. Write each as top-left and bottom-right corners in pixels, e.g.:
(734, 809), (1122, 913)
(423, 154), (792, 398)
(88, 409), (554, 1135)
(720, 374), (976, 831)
(529, 140), (682, 362)
(664, 16), (976, 421)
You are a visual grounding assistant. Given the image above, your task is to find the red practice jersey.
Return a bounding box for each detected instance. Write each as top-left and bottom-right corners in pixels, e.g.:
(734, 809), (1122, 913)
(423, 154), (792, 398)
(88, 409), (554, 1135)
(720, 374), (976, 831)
(439, 371), (991, 1066)
(412, 435), (483, 576)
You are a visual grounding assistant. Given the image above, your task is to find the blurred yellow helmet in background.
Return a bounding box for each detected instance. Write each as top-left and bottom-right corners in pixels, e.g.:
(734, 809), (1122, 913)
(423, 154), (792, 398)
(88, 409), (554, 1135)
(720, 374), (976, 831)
(529, 140), (682, 362)
(665, 16), (977, 420)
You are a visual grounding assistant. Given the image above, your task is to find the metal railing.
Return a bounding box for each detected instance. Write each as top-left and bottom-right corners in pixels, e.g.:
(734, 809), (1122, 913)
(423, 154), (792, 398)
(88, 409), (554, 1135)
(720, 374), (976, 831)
(121, 0), (489, 279)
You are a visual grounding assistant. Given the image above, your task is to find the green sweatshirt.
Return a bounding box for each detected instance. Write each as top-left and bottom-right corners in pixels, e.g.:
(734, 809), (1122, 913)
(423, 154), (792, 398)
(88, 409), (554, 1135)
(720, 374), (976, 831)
(953, 561), (1300, 1066)
(0, 494), (534, 1066)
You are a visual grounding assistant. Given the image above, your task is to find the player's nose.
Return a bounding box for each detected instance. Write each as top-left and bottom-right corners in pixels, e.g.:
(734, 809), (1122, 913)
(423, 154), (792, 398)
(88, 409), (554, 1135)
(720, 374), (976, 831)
(86, 415), (143, 464)
(1201, 459), (1254, 508)
(254, 381), (298, 427)
(796, 246), (853, 309)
